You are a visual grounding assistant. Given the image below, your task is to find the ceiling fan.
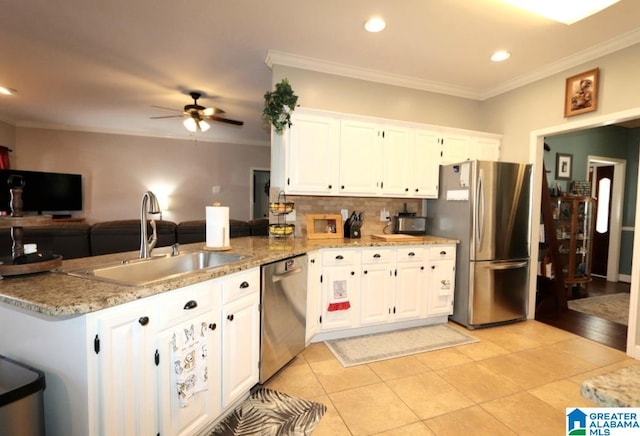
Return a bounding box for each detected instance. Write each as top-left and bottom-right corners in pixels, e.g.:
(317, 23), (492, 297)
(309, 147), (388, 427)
(151, 91), (244, 132)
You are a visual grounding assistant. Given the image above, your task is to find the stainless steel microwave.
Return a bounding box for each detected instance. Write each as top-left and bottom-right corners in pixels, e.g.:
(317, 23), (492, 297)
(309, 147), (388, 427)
(392, 216), (427, 235)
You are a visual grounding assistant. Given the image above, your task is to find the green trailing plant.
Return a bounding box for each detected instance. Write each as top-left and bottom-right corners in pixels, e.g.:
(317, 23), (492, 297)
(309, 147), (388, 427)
(263, 78), (299, 135)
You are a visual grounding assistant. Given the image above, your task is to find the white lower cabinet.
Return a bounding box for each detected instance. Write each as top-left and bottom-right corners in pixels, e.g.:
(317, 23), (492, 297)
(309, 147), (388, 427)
(316, 244), (456, 336)
(426, 245), (456, 316)
(90, 267), (260, 436)
(91, 297), (158, 436)
(306, 251), (322, 342)
(156, 280), (222, 436)
(221, 269), (260, 408)
(360, 247), (428, 327)
(395, 247), (428, 320)
(319, 249), (361, 331)
(360, 248), (395, 326)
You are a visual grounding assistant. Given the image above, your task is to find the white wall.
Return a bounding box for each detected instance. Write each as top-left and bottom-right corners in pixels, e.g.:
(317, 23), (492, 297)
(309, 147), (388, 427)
(13, 127), (270, 222)
(0, 119), (15, 151)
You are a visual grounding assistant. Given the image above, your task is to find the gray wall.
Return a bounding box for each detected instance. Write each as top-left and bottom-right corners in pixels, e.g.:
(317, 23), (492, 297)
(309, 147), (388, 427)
(12, 127), (270, 223)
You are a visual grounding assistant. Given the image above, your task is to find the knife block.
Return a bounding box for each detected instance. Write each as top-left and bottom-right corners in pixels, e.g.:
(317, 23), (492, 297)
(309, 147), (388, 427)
(344, 220), (362, 239)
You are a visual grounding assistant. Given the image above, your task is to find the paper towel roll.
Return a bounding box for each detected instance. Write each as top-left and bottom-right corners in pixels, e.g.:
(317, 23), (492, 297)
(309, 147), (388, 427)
(205, 205), (230, 249)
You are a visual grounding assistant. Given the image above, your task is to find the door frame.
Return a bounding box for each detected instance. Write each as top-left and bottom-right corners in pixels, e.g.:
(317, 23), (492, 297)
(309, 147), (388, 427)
(587, 155), (626, 282)
(529, 106), (640, 359)
(249, 167), (270, 220)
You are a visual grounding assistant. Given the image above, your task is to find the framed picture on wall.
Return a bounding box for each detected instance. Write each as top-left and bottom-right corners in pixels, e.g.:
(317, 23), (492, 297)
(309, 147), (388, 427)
(564, 68), (599, 117)
(556, 153), (573, 180)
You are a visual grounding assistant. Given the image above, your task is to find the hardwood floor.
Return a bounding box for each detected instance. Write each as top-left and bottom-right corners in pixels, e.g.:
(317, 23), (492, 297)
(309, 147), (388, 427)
(536, 277), (630, 351)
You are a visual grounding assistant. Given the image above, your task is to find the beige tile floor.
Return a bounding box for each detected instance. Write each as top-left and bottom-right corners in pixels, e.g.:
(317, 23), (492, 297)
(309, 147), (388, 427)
(264, 320), (637, 435)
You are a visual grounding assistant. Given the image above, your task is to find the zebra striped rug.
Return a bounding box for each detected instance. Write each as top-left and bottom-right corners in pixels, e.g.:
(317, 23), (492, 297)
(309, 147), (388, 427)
(210, 388), (326, 435)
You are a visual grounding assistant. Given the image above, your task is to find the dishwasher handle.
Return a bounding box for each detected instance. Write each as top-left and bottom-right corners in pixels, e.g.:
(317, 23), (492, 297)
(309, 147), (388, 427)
(271, 267), (303, 283)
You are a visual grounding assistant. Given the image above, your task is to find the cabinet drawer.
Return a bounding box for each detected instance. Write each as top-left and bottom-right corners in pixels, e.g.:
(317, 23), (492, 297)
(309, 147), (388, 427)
(322, 249), (359, 267)
(430, 245), (456, 260)
(156, 279), (219, 330)
(396, 246), (426, 262)
(361, 247), (395, 264)
(222, 268), (260, 304)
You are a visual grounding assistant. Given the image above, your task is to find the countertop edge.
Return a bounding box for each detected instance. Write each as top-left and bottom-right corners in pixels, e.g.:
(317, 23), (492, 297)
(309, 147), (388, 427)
(0, 235), (458, 317)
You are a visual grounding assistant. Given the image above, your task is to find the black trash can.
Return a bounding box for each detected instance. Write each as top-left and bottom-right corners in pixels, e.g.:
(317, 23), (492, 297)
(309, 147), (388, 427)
(0, 355), (46, 436)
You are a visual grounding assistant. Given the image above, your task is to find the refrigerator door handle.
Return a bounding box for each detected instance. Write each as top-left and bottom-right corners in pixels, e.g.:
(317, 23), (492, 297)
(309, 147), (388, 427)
(475, 170), (485, 247)
(485, 260), (528, 270)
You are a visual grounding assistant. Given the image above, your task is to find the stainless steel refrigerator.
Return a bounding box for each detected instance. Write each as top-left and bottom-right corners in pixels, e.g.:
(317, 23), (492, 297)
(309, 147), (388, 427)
(426, 160), (532, 328)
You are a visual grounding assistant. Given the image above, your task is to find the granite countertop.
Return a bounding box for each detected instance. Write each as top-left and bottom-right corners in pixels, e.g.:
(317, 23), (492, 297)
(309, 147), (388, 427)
(582, 365), (640, 407)
(0, 235), (457, 317)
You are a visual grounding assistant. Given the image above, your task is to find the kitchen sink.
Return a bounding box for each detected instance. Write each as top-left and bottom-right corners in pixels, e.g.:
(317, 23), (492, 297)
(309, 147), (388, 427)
(65, 251), (246, 286)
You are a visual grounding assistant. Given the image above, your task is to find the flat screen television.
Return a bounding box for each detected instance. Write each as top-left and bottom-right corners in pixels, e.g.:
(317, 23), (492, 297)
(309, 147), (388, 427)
(0, 169), (83, 215)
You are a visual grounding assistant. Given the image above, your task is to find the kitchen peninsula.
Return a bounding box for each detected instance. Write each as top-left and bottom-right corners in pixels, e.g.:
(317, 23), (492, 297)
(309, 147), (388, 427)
(0, 234), (457, 436)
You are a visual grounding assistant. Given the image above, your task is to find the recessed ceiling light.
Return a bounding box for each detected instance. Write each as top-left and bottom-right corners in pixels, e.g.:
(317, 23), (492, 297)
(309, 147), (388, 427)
(364, 17), (386, 33)
(503, 0), (620, 25)
(0, 86), (16, 95)
(491, 50), (511, 62)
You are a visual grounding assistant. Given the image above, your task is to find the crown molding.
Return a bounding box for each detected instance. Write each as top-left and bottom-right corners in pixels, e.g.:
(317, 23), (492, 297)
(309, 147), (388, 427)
(482, 27), (640, 99)
(265, 50), (483, 100)
(267, 27), (640, 102)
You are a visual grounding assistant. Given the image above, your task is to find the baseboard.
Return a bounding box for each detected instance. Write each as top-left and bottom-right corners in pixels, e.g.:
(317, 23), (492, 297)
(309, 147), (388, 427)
(310, 316), (448, 343)
(619, 274), (632, 283)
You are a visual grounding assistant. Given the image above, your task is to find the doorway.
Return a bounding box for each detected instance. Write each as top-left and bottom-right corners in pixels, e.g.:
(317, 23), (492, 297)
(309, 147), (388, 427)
(530, 110), (640, 358)
(251, 168), (270, 219)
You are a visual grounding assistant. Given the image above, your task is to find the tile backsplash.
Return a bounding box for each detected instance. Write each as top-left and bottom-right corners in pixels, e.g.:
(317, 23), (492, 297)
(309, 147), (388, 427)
(268, 191), (422, 238)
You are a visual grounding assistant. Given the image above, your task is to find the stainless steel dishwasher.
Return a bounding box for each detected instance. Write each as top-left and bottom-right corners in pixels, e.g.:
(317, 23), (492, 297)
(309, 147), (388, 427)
(260, 254), (308, 383)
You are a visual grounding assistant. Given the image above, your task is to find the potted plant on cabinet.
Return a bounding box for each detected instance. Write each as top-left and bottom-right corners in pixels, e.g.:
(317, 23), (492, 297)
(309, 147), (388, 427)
(262, 78), (299, 135)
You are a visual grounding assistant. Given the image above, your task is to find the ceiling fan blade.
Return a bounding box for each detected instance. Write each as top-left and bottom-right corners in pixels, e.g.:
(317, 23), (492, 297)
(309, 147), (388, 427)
(150, 115), (184, 119)
(203, 107), (226, 116)
(206, 115), (244, 126)
(151, 105), (183, 112)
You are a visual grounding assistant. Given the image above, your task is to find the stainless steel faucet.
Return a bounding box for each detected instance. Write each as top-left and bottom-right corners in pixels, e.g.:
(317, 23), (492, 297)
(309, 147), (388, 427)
(139, 191), (162, 258)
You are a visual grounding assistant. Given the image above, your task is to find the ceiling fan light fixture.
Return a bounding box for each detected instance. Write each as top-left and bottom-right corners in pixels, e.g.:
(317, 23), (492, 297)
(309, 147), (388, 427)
(183, 117), (198, 132)
(203, 107), (215, 116)
(198, 120), (210, 132)
(503, 0), (620, 25)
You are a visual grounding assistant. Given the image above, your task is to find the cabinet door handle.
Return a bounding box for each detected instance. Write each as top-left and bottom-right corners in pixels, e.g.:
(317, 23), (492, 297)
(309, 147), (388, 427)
(183, 300), (198, 310)
(310, 259), (315, 263)
(408, 252), (415, 257)
(373, 253), (381, 258)
(405, 188), (409, 192)
(364, 270), (368, 274)
(431, 265), (436, 270)
(328, 184), (332, 189)
(240, 281), (249, 289)
(440, 250), (447, 256)
(335, 255), (344, 260)
(209, 323), (217, 331)
(227, 314), (234, 321)
(421, 266), (425, 270)
(415, 188), (419, 192)
(138, 316), (149, 326)
(350, 271), (355, 275)
(341, 185), (345, 189)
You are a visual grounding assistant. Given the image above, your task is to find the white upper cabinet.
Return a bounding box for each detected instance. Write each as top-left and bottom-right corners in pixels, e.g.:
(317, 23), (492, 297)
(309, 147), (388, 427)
(470, 135), (501, 161)
(339, 119), (382, 195)
(380, 125), (414, 196)
(275, 111), (340, 195)
(413, 129), (441, 198)
(271, 107), (501, 198)
(439, 132), (472, 165)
